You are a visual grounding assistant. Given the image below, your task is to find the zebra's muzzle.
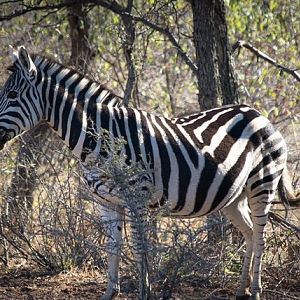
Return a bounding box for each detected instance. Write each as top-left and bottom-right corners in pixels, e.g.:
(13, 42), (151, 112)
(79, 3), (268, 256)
(0, 130), (10, 150)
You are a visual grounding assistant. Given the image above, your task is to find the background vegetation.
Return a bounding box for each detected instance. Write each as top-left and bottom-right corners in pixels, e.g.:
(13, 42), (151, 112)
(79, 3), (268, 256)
(0, 0), (299, 299)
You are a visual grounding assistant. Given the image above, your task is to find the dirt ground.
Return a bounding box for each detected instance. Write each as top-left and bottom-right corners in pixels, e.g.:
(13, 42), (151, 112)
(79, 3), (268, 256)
(0, 268), (144, 300)
(0, 267), (299, 300)
(0, 269), (108, 300)
(0, 267), (233, 300)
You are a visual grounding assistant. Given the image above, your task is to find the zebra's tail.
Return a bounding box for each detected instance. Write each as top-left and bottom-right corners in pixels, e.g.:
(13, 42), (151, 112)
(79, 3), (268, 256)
(278, 167), (300, 208)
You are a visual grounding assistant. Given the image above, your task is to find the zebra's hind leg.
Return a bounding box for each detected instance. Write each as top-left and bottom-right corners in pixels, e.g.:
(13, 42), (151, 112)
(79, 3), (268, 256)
(222, 192), (253, 300)
(98, 204), (124, 300)
(247, 190), (276, 300)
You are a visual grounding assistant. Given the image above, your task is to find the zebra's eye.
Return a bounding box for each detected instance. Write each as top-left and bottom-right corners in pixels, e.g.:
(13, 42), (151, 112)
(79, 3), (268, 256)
(7, 91), (18, 100)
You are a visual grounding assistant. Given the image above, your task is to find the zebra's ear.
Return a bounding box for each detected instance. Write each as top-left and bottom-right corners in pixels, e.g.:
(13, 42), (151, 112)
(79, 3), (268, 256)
(9, 45), (18, 63)
(9, 45), (37, 79)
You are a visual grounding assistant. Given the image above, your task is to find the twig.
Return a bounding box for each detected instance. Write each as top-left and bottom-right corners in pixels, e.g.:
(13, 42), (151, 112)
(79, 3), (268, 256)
(268, 211), (300, 233)
(0, 0), (20, 4)
(129, 12), (198, 76)
(0, 1), (77, 21)
(232, 40), (300, 82)
(264, 289), (300, 300)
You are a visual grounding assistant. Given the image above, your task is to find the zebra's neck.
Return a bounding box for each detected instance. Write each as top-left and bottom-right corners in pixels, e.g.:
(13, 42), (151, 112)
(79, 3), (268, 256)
(35, 56), (122, 159)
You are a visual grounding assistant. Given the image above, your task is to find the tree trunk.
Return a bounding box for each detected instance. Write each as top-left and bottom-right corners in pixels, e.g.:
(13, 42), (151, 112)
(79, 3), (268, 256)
(190, 0), (239, 109)
(67, 2), (94, 73)
(191, 0), (221, 109)
(190, 0), (240, 242)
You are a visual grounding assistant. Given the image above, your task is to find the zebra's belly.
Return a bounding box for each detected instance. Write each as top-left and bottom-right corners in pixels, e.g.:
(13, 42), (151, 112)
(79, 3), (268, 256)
(165, 184), (245, 218)
(151, 162), (251, 218)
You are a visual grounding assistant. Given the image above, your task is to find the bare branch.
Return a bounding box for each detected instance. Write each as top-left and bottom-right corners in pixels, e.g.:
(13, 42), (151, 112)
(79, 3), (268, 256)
(1, 0), (198, 77)
(0, 0), (21, 4)
(232, 40), (300, 83)
(269, 211), (300, 233)
(90, 0), (124, 14)
(91, 0), (198, 76)
(0, 1), (80, 21)
(129, 13), (198, 76)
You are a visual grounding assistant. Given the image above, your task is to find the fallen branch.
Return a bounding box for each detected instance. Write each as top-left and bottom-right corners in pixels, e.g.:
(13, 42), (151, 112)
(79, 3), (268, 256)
(232, 40), (300, 83)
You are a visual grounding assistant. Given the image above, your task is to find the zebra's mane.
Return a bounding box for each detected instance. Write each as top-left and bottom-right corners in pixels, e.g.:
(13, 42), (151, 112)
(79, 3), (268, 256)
(7, 53), (122, 100)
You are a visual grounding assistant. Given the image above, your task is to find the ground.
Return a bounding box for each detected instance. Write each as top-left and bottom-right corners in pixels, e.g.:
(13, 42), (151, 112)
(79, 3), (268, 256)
(0, 266), (299, 299)
(0, 267), (234, 300)
(0, 269), (107, 300)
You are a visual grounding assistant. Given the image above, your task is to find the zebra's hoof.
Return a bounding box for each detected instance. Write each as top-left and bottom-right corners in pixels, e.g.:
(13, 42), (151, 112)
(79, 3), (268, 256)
(250, 294), (260, 300)
(100, 288), (119, 300)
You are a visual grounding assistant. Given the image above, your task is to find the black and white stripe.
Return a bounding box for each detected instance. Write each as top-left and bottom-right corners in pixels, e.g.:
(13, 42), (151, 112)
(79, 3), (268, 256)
(0, 46), (299, 300)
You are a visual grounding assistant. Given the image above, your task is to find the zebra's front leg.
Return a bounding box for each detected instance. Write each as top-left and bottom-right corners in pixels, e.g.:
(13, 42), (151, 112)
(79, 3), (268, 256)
(99, 204), (124, 300)
(127, 206), (151, 300)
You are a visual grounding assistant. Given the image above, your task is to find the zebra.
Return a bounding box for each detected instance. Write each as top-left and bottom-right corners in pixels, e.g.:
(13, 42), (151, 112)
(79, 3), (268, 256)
(0, 46), (299, 300)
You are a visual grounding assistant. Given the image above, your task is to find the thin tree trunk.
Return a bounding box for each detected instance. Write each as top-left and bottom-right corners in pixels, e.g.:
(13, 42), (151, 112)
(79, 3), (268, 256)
(121, 0), (136, 107)
(191, 0), (221, 109)
(67, 2), (94, 73)
(214, 0), (239, 105)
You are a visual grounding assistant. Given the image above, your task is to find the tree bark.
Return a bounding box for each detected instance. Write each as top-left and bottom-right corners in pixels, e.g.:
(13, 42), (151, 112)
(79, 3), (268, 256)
(214, 0), (239, 105)
(67, 2), (94, 72)
(191, 0), (220, 109)
(190, 0), (239, 109)
(121, 0), (136, 107)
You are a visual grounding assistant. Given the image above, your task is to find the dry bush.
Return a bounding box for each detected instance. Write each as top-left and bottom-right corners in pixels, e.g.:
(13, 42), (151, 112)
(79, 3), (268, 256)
(0, 128), (300, 299)
(0, 132), (106, 272)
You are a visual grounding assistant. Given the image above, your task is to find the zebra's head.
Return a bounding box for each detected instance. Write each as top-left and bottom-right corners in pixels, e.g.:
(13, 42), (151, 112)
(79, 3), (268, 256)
(0, 46), (43, 150)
